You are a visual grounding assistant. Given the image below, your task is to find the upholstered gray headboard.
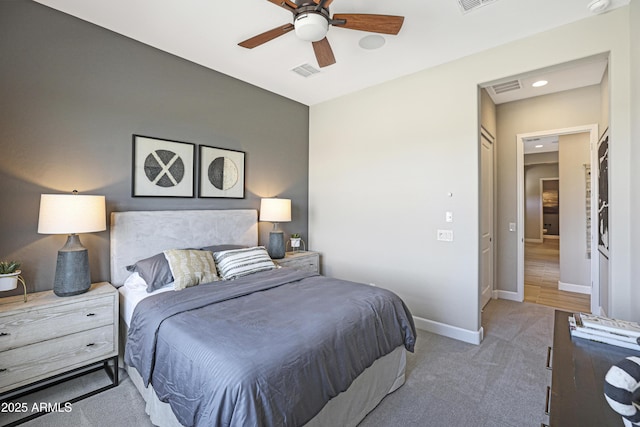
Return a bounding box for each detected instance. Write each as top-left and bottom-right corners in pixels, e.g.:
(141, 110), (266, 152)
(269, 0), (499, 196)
(110, 209), (258, 286)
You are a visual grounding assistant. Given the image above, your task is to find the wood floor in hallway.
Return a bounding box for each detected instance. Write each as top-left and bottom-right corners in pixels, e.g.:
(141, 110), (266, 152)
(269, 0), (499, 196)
(524, 238), (591, 313)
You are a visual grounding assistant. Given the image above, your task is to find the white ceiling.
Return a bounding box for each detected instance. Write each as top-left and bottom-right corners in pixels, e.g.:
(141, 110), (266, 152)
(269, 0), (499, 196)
(523, 135), (559, 154)
(484, 54), (609, 105)
(33, 0), (627, 106)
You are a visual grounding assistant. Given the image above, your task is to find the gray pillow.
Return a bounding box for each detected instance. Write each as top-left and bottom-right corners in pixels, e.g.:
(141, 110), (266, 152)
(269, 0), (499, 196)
(126, 253), (174, 293)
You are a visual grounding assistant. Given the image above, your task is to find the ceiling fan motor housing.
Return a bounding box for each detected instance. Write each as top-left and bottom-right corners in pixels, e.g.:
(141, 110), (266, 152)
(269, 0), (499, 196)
(294, 7), (330, 42)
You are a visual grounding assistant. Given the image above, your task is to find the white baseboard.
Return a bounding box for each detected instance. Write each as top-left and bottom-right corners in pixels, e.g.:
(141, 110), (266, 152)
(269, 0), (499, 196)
(413, 315), (482, 345)
(543, 235), (560, 240)
(496, 290), (523, 302)
(525, 238), (543, 243)
(558, 281), (591, 295)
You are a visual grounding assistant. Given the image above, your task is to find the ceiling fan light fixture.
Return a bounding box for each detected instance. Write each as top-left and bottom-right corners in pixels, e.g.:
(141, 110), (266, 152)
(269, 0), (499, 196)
(294, 12), (329, 42)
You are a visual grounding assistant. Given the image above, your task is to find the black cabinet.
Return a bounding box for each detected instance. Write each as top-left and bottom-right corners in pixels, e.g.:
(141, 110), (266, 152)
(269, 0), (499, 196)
(549, 310), (640, 426)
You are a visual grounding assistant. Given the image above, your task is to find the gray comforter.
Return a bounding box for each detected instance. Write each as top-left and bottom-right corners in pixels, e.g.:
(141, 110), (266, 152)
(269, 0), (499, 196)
(125, 268), (416, 427)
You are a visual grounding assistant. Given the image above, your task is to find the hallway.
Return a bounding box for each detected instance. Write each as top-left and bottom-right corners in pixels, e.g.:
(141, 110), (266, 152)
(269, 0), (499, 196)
(524, 239), (591, 313)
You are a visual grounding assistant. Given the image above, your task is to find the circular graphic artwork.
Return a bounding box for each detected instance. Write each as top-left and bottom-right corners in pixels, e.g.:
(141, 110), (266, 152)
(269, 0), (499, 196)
(144, 149), (185, 187)
(208, 157), (238, 190)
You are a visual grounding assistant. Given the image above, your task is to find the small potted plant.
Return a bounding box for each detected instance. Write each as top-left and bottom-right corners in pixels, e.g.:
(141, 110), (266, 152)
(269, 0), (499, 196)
(0, 261), (21, 291)
(290, 234), (302, 252)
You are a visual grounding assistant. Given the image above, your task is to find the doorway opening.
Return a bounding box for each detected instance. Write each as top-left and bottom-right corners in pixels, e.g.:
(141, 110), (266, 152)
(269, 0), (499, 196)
(517, 126), (598, 314)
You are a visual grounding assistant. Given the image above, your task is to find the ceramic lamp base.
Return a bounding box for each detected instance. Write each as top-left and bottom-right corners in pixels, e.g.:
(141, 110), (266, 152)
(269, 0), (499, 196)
(54, 234), (91, 297)
(267, 230), (285, 259)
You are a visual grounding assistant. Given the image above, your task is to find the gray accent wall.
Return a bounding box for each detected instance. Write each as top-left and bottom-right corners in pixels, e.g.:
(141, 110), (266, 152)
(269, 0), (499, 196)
(0, 1), (309, 293)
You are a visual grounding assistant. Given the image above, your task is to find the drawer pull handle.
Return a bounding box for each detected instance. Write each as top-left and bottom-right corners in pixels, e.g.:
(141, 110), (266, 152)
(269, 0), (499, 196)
(86, 343), (95, 347)
(0, 332), (10, 337)
(86, 313), (96, 317)
(544, 385), (551, 415)
(546, 346), (552, 370)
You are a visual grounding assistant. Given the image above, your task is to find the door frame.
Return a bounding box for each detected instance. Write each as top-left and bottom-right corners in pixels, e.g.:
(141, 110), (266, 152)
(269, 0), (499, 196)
(480, 126), (495, 311)
(516, 124), (599, 313)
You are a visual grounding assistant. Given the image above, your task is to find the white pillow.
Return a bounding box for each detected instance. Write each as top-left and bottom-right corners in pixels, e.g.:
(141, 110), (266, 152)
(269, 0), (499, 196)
(213, 246), (275, 280)
(123, 272), (148, 290)
(163, 249), (219, 290)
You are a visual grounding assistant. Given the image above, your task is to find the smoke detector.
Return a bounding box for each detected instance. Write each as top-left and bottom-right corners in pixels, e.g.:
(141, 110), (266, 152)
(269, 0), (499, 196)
(587, 0), (610, 14)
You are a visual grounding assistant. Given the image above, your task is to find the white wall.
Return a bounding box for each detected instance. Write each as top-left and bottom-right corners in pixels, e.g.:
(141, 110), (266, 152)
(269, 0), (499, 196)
(309, 7), (634, 340)
(558, 133), (591, 289)
(630, 0), (640, 318)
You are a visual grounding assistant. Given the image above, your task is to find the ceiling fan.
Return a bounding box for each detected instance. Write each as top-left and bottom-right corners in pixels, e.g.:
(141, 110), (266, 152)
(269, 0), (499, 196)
(238, 0), (405, 68)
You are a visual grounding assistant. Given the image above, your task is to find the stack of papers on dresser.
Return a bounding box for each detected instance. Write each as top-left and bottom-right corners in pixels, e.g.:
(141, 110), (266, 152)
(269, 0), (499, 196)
(568, 312), (640, 351)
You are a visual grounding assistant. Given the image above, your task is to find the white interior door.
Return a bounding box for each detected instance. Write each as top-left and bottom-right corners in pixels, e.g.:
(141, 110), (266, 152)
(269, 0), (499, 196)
(480, 128), (495, 309)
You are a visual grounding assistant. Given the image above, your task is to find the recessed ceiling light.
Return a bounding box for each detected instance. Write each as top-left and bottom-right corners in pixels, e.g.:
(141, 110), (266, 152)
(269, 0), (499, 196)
(532, 80), (548, 88)
(359, 35), (385, 50)
(588, 0), (611, 14)
(535, 144), (544, 148)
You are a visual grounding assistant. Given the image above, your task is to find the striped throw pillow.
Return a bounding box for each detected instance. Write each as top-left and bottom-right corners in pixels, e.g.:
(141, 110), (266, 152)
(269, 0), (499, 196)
(213, 246), (275, 280)
(604, 356), (640, 426)
(163, 249), (219, 290)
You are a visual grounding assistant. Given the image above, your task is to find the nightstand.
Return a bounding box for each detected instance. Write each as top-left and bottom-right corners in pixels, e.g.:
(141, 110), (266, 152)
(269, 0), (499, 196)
(0, 282), (118, 425)
(274, 251), (320, 273)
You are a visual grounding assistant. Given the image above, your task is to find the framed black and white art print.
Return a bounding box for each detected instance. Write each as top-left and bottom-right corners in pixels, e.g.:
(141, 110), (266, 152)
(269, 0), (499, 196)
(198, 145), (245, 198)
(132, 135), (195, 197)
(597, 128), (609, 258)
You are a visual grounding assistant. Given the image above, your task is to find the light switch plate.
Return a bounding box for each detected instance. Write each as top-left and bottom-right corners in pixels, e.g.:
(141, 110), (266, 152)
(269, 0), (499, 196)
(437, 229), (454, 242)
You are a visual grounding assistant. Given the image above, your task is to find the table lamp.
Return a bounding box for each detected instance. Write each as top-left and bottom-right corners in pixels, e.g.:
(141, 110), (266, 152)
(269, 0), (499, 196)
(260, 198), (291, 259)
(37, 192), (106, 296)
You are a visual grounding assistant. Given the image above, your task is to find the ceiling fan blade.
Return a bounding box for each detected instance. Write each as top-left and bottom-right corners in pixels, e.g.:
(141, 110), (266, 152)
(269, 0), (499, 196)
(332, 14), (404, 35)
(267, 0), (297, 11)
(238, 24), (294, 49)
(312, 37), (336, 68)
(313, 0), (334, 7)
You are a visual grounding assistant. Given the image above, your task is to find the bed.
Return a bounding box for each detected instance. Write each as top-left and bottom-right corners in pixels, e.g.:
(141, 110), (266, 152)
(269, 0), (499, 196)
(111, 209), (416, 427)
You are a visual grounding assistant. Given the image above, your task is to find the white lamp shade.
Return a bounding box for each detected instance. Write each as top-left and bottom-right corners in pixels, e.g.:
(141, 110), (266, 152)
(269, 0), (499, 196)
(38, 194), (106, 234)
(259, 198), (291, 223)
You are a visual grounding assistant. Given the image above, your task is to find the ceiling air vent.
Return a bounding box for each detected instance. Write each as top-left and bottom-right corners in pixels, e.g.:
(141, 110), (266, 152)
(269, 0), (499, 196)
(491, 79), (521, 95)
(291, 63), (320, 78)
(457, 0), (498, 14)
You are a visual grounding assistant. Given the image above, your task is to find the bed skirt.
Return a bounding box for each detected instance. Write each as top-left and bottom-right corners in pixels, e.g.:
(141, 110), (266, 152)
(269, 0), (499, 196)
(125, 345), (406, 427)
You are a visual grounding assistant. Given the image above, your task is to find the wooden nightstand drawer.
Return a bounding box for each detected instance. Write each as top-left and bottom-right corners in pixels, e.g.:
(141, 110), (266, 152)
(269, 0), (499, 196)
(0, 282), (119, 424)
(275, 251), (320, 273)
(0, 324), (114, 393)
(0, 295), (114, 352)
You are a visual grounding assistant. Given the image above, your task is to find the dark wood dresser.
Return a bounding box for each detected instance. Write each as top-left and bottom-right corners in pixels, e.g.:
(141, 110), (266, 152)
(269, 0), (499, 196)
(548, 310), (640, 426)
